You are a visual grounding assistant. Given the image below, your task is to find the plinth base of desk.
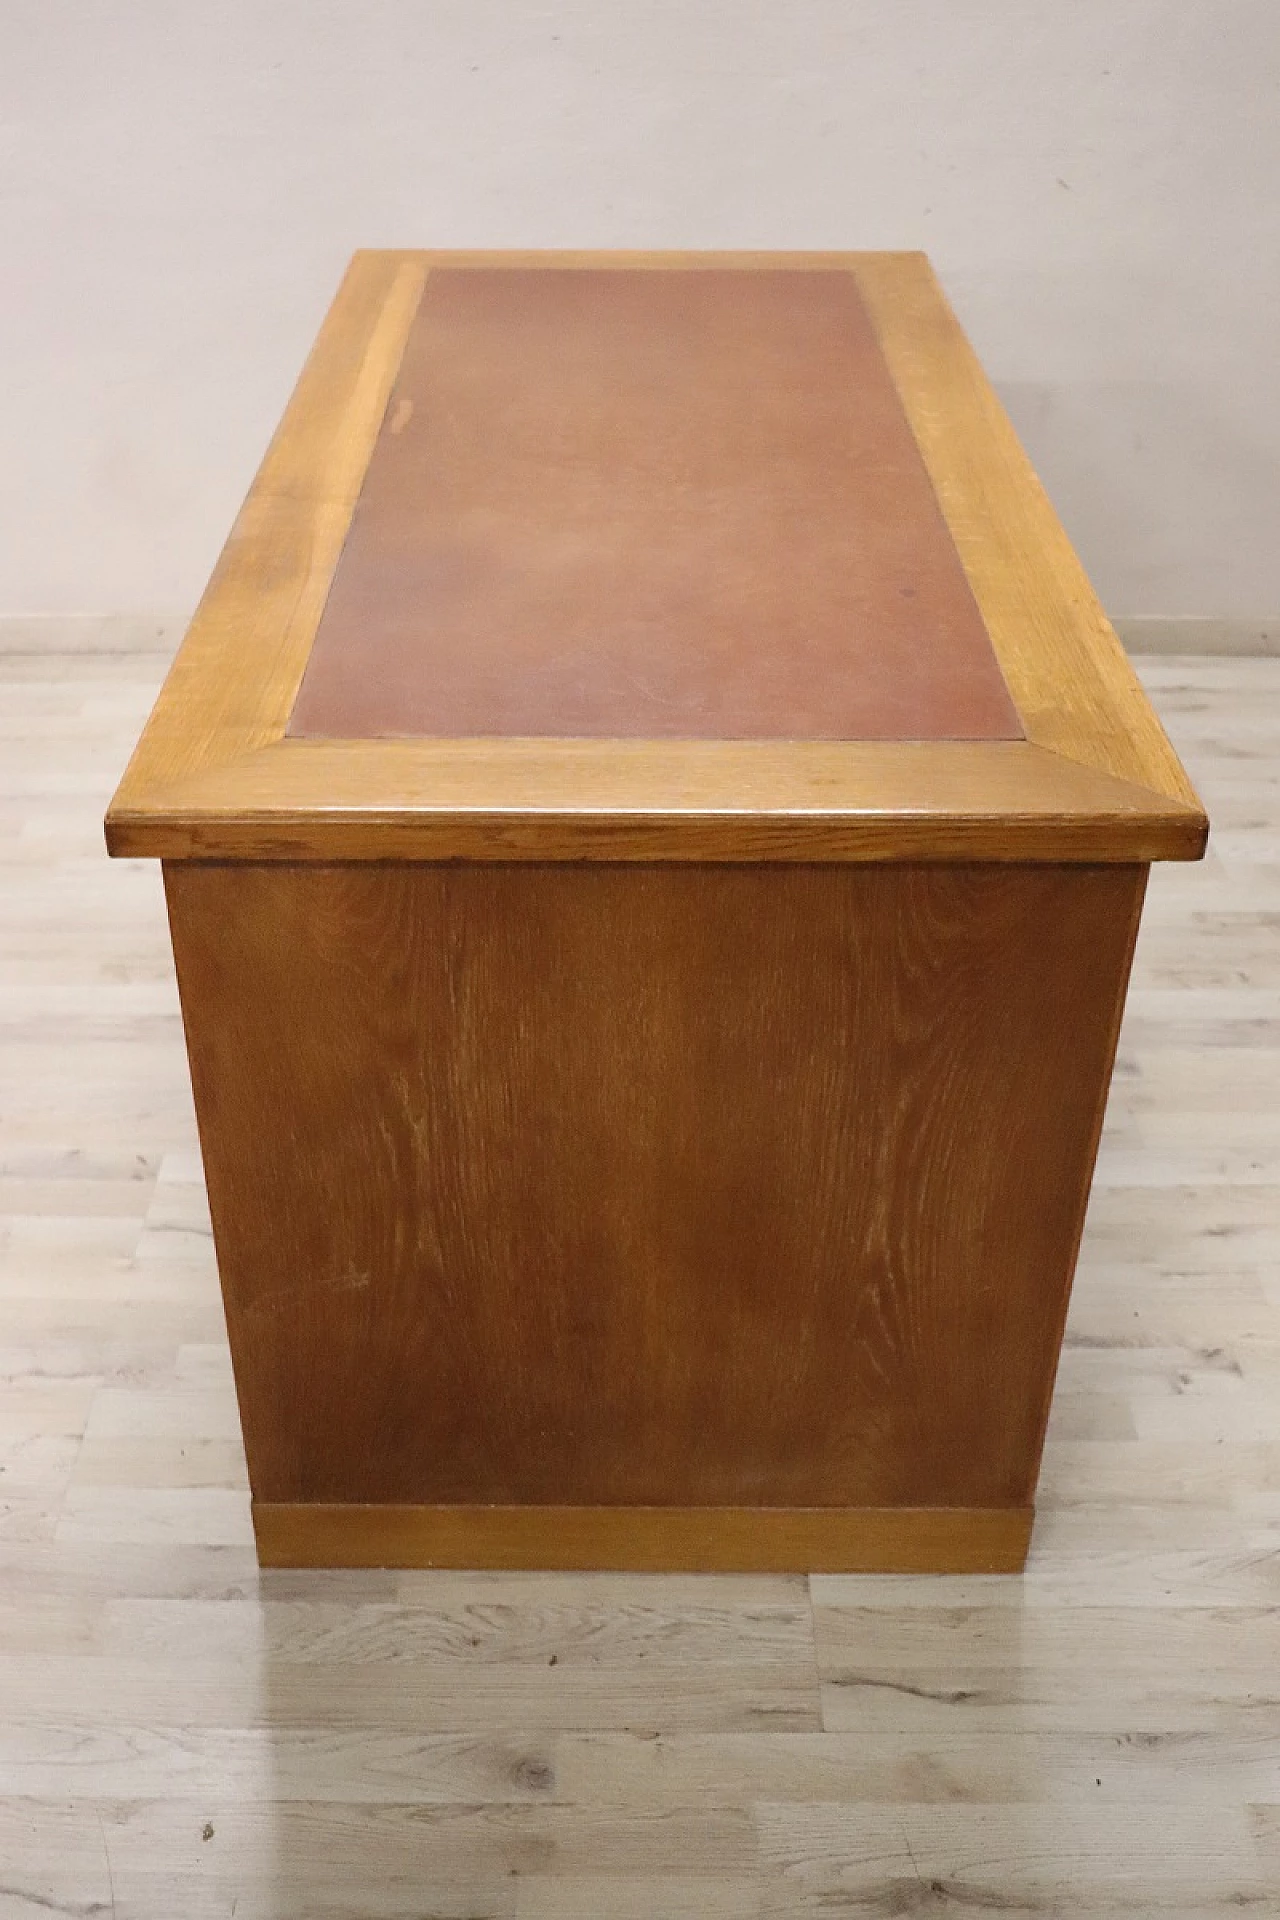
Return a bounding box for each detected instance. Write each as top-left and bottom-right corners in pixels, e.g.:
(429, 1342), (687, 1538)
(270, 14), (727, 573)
(251, 1501), (1034, 1573)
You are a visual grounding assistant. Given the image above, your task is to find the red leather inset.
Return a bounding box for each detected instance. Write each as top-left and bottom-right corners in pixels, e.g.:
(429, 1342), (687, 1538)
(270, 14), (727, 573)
(289, 268), (1022, 742)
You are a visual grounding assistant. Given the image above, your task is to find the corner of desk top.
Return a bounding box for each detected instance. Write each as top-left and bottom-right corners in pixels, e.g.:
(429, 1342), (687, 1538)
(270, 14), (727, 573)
(1145, 794), (1209, 863)
(103, 779), (166, 860)
(103, 799), (148, 860)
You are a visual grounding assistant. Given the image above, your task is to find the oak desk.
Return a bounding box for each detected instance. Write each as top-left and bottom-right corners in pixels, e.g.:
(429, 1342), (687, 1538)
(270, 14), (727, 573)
(107, 252), (1206, 1573)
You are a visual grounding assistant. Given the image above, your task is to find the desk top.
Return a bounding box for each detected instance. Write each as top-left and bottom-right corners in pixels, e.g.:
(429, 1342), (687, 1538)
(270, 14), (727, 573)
(107, 250), (1205, 864)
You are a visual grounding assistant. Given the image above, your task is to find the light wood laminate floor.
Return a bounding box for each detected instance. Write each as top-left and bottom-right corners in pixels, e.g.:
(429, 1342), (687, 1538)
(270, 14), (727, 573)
(0, 634), (1277, 1916)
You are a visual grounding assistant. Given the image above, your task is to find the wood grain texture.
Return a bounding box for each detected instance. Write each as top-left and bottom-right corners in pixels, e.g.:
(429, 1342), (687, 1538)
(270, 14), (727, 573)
(851, 253), (1203, 807)
(108, 736), (1204, 863)
(105, 252), (425, 811)
(104, 250), (1207, 866)
(252, 1503), (1033, 1573)
(164, 858), (1145, 1546)
(4, 629), (1275, 1914)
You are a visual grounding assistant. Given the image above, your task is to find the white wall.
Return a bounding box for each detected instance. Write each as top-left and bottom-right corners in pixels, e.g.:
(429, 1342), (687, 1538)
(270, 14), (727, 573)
(1, 1), (1275, 619)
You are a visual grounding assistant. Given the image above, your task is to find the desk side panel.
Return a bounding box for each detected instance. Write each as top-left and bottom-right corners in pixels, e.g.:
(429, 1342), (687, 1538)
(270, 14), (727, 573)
(164, 859), (1144, 1530)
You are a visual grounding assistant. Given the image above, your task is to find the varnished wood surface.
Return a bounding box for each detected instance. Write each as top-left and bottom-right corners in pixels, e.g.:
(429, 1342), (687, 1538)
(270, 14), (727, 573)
(105, 251), (1207, 865)
(110, 735), (1204, 864)
(106, 255), (425, 806)
(253, 1504), (1033, 1573)
(3, 627), (1277, 1909)
(165, 857), (1142, 1528)
(853, 254), (1204, 809)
